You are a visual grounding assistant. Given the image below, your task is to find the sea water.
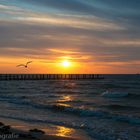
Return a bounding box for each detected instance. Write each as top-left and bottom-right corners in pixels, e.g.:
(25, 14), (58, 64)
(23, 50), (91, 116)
(0, 74), (140, 140)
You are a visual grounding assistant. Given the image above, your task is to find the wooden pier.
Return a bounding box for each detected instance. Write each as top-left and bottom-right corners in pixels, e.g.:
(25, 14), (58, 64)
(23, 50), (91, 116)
(0, 74), (104, 80)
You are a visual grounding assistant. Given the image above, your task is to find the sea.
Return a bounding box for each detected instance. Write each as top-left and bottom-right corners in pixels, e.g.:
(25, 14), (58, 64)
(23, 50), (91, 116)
(0, 74), (140, 140)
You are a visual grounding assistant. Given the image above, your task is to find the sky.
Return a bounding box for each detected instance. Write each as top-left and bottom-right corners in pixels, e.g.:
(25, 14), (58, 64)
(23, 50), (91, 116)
(0, 0), (140, 74)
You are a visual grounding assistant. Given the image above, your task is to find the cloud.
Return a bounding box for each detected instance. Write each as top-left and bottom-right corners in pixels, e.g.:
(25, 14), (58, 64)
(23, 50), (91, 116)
(0, 3), (30, 16)
(0, 4), (17, 10)
(48, 49), (80, 54)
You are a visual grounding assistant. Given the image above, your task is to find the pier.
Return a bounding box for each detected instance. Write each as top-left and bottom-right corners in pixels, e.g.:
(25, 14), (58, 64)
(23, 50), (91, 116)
(0, 74), (104, 80)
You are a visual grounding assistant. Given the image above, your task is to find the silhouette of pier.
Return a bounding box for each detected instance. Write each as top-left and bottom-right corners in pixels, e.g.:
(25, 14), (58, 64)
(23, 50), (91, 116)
(0, 74), (104, 80)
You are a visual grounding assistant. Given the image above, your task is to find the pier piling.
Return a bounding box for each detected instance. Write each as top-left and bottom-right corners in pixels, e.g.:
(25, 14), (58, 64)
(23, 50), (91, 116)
(0, 74), (104, 80)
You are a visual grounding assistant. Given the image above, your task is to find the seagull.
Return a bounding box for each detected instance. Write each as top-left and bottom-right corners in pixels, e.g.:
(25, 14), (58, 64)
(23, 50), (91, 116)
(17, 61), (32, 68)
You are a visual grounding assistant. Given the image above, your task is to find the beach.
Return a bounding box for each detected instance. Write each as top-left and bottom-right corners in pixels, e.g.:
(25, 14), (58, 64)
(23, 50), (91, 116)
(0, 121), (83, 140)
(0, 117), (89, 140)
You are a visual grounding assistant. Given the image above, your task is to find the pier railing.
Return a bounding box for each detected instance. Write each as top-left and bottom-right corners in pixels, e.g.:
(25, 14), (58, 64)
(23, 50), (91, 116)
(0, 74), (104, 80)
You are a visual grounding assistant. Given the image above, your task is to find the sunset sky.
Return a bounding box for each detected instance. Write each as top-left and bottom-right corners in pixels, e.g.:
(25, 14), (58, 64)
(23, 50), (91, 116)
(0, 0), (140, 74)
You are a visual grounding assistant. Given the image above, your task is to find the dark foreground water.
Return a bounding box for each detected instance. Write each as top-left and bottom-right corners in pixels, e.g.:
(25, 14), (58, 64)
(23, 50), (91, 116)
(0, 74), (140, 140)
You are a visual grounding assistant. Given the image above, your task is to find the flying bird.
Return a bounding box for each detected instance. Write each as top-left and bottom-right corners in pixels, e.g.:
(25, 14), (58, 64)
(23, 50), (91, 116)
(17, 61), (32, 68)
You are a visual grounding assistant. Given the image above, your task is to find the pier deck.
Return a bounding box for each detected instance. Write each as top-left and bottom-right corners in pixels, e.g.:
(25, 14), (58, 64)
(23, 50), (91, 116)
(0, 74), (104, 80)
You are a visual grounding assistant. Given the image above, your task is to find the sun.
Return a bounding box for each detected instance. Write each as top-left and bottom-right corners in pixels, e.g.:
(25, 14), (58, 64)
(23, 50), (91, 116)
(62, 60), (71, 67)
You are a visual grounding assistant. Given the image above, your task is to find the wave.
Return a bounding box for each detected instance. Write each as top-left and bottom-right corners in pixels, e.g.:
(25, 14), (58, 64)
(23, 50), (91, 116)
(101, 91), (129, 98)
(0, 95), (20, 101)
(102, 104), (140, 111)
(1, 113), (139, 140)
(0, 93), (140, 125)
(102, 83), (130, 89)
(44, 105), (140, 125)
(128, 93), (140, 99)
(57, 100), (83, 103)
(0, 114), (90, 130)
(56, 91), (84, 94)
(2, 97), (140, 125)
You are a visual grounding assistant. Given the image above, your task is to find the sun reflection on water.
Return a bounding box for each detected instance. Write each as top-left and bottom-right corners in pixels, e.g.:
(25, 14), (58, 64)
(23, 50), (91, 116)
(57, 95), (73, 107)
(57, 103), (71, 107)
(58, 95), (73, 102)
(64, 82), (76, 88)
(56, 126), (75, 137)
(63, 95), (72, 101)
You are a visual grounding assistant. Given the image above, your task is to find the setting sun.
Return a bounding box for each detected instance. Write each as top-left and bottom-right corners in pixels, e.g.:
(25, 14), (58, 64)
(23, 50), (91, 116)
(62, 60), (71, 67)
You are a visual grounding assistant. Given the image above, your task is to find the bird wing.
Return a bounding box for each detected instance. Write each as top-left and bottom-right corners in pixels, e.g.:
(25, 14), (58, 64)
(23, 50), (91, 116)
(26, 61), (32, 65)
(16, 64), (25, 67)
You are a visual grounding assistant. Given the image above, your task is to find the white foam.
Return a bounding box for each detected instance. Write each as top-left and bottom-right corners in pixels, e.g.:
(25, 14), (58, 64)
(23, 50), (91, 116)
(101, 91), (128, 98)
